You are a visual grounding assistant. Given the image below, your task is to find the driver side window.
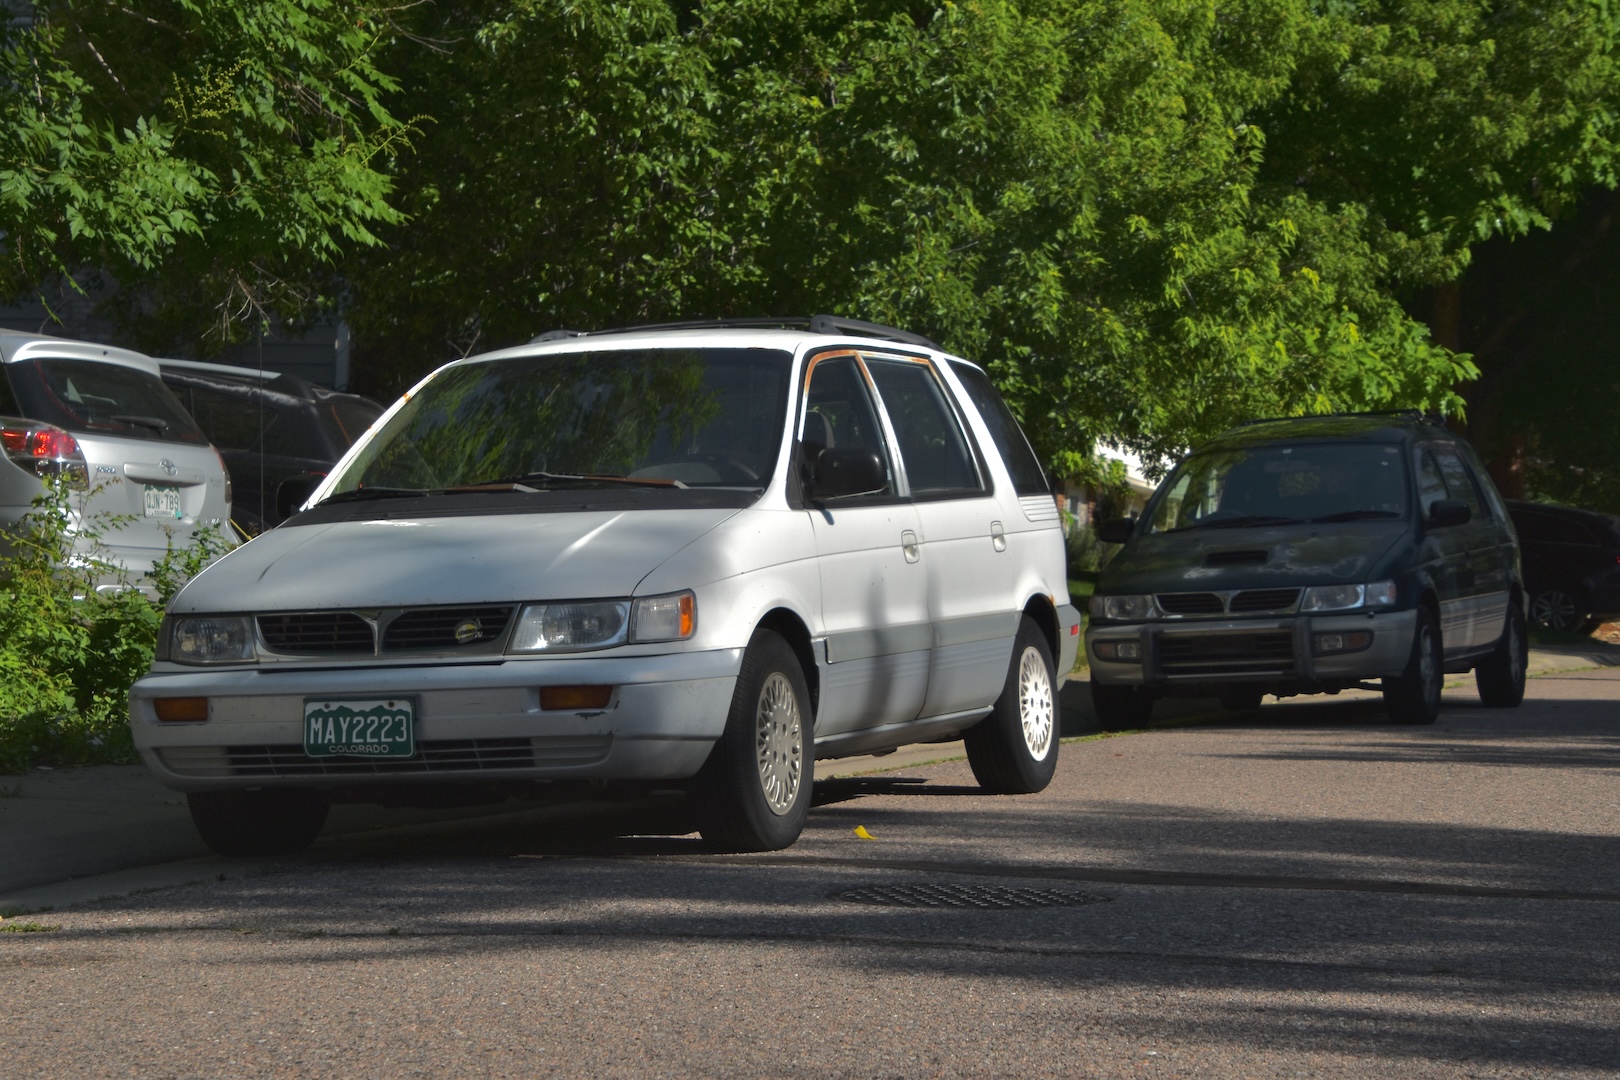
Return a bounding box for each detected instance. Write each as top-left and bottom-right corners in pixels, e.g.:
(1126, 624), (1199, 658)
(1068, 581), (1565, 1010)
(801, 356), (895, 497)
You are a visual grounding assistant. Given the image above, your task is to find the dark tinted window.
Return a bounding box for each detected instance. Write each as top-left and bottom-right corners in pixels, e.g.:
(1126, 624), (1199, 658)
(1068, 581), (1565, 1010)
(1513, 510), (1599, 546)
(866, 357), (982, 497)
(185, 385), (269, 451)
(326, 399), (382, 448)
(8, 358), (205, 443)
(1431, 445), (1486, 519)
(1415, 450), (1449, 516)
(1150, 442), (1407, 532)
(0, 365), (21, 416)
(948, 361), (1048, 496)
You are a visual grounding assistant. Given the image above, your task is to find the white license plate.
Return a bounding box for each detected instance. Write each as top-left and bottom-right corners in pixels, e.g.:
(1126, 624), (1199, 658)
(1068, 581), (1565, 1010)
(303, 698), (416, 758)
(142, 484), (183, 518)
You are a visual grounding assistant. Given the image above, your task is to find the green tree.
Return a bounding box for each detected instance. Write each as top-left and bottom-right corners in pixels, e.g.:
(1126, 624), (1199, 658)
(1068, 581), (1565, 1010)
(0, 0), (410, 349)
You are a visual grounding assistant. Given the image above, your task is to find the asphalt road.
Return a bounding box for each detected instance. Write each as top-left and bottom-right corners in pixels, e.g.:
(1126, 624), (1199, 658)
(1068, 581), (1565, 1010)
(3, 666), (1618, 1077)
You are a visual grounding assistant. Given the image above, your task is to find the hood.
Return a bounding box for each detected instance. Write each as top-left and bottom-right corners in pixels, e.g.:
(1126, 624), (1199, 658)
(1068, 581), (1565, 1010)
(173, 508), (742, 613)
(1101, 522), (1409, 595)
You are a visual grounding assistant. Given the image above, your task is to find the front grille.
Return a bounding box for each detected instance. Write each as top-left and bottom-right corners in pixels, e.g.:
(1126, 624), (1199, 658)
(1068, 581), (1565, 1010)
(158, 736), (612, 778)
(1157, 592), (1225, 615)
(1158, 630), (1294, 676)
(383, 606), (515, 651)
(258, 612), (374, 654)
(1228, 588), (1301, 613)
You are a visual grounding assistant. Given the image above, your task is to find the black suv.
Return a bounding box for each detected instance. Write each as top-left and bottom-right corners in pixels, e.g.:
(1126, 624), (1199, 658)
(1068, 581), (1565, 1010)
(158, 360), (383, 536)
(1506, 499), (1620, 633)
(1086, 414), (1526, 727)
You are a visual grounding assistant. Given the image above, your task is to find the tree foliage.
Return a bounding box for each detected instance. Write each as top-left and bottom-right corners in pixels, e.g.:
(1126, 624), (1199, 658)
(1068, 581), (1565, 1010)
(345, 0), (1620, 471)
(0, 0), (410, 348)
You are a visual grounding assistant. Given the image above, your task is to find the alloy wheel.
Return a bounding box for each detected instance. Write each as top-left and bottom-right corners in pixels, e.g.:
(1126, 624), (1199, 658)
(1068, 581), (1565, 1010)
(754, 671), (803, 816)
(1017, 646), (1054, 759)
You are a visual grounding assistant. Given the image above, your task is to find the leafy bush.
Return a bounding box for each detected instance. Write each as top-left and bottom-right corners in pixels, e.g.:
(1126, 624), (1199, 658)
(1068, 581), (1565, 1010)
(0, 477), (229, 772)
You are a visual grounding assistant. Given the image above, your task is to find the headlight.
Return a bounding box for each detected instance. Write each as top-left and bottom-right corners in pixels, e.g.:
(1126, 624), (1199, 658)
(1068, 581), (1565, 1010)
(1092, 594), (1155, 621)
(510, 601), (629, 653)
(1302, 580), (1397, 613)
(631, 591), (696, 643)
(171, 616), (256, 664)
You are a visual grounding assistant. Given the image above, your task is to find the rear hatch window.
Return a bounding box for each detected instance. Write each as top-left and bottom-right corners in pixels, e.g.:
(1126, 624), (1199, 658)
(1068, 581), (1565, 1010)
(6, 358), (207, 444)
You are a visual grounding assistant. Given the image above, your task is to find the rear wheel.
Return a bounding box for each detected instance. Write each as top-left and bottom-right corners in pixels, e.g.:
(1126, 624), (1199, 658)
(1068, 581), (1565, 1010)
(1476, 602), (1527, 707)
(1091, 679), (1153, 732)
(1530, 586), (1587, 633)
(692, 629), (813, 852)
(187, 789), (328, 857)
(1384, 607), (1442, 725)
(964, 616), (1058, 794)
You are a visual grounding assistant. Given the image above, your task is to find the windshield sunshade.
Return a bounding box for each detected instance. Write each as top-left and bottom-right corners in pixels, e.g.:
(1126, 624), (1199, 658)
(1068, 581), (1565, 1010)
(1148, 443), (1409, 534)
(329, 347), (793, 497)
(6, 358), (207, 444)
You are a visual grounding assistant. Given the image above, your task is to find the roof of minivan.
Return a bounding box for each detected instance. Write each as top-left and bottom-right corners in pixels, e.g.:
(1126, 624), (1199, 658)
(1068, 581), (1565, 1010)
(1201, 413), (1448, 452)
(465, 325), (955, 369)
(0, 328), (160, 374)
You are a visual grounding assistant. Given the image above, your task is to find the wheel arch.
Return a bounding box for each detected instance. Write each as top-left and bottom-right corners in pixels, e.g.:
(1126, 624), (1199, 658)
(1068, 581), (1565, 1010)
(754, 607), (819, 718)
(1021, 592), (1060, 661)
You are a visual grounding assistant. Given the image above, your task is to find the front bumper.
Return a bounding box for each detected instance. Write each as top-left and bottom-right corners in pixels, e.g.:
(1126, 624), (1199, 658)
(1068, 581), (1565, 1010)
(129, 648), (743, 792)
(1086, 609), (1417, 693)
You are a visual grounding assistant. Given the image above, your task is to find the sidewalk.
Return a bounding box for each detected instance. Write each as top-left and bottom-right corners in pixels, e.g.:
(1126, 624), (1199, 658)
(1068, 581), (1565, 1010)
(3, 643), (1615, 912)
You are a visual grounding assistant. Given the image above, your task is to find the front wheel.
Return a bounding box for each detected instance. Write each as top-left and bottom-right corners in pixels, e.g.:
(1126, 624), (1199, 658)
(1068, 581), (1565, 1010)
(692, 629), (813, 852)
(1384, 607), (1442, 725)
(187, 789), (328, 857)
(1476, 602), (1527, 707)
(964, 616), (1058, 794)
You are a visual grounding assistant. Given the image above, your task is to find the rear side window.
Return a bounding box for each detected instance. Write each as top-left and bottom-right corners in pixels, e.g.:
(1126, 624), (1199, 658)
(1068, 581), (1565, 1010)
(865, 357), (984, 498)
(327, 399), (382, 449)
(1514, 510), (1599, 546)
(948, 361), (1048, 496)
(0, 365), (22, 416)
(8, 358), (206, 443)
(182, 384), (270, 451)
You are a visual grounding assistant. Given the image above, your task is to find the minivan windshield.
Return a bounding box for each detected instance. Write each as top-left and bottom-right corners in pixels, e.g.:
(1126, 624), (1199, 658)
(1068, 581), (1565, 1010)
(329, 347), (793, 497)
(5, 358), (207, 444)
(1147, 442), (1409, 533)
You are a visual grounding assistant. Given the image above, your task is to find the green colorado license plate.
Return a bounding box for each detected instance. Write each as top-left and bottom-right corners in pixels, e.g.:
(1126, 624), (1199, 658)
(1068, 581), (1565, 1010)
(303, 698), (416, 758)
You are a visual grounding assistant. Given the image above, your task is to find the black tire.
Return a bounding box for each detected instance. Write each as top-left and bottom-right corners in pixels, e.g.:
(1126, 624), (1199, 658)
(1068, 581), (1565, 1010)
(1476, 602), (1527, 707)
(187, 789), (329, 857)
(1384, 607), (1443, 725)
(964, 616), (1059, 794)
(1218, 688), (1265, 712)
(1091, 679), (1153, 732)
(1529, 586), (1588, 633)
(692, 629), (813, 852)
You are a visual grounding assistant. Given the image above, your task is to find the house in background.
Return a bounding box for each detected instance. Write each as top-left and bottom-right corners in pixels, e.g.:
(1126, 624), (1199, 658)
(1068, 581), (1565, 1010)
(1055, 446), (1157, 531)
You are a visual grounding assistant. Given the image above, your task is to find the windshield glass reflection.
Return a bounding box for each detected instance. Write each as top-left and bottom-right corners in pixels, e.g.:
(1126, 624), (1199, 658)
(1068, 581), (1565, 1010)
(1148, 443), (1409, 533)
(330, 348), (792, 497)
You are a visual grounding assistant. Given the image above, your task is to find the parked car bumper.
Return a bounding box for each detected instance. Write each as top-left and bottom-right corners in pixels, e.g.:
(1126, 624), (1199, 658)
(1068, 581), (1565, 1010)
(129, 648), (744, 793)
(1085, 608), (1418, 692)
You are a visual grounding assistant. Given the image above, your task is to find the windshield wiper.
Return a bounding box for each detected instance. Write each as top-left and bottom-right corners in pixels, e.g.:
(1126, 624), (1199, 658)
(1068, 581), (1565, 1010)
(318, 485), (431, 504)
(109, 414), (170, 434)
(1170, 514), (1301, 532)
(467, 471), (688, 490)
(1309, 509), (1402, 523)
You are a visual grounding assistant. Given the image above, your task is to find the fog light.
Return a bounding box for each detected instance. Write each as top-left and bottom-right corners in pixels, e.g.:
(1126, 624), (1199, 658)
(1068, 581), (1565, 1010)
(154, 697), (208, 722)
(1093, 640), (1142, 662)
(1314, 631), (1373, 656)
(539, 685), (613, 710)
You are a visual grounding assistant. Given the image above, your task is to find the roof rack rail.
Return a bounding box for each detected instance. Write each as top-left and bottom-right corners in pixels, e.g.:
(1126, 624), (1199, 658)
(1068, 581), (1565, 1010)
(527, 315), (941, 350)
(1238, 409), (1445, 427)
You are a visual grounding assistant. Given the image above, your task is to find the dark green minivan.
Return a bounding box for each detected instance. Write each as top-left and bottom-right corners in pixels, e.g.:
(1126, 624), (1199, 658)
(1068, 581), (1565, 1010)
(1085, 414), (1526, 728)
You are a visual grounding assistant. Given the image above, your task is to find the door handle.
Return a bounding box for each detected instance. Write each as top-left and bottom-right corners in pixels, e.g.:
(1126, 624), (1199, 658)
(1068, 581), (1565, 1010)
(990, 521), (1006, 552)
(901, 530), (920, 563)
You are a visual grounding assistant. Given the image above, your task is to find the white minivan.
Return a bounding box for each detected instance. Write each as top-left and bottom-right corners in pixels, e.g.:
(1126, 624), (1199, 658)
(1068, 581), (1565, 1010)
(0, 329), (231, 589)
(129, 318), (1081, 855)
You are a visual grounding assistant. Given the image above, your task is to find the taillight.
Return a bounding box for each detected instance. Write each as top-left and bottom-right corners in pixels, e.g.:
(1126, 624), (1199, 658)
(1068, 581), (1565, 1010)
(0, 421), (88, 486)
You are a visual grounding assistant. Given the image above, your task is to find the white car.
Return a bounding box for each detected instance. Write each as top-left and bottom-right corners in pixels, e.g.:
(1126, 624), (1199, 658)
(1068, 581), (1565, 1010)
(0, 330), (231, 589)
(129, 317), (1080, 855)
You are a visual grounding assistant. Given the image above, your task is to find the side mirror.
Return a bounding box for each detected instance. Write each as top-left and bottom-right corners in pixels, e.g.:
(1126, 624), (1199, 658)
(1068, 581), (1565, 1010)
(276, 473), (325, 520)
(811, 448), (887, 500)
(1096, 517), (1136, 544)
(1427, 499), (1471, 528)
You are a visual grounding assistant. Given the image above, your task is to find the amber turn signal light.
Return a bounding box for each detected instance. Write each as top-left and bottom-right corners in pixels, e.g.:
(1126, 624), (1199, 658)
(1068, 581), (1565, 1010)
(154, 697), (208, 722)
(539, 685), (613, 711)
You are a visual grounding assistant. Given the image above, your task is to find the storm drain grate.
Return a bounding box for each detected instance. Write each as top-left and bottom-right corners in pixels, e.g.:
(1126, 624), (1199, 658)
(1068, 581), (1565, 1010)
(834, 883), (1111, 909)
